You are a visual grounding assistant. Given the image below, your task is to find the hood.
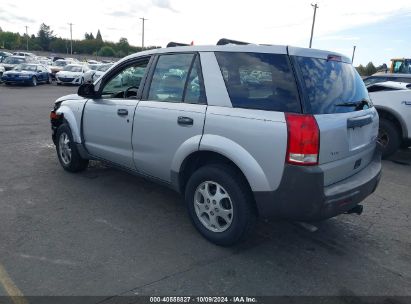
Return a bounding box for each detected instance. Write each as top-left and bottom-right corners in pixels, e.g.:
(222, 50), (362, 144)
(4, 70), (35, 76)
(57, 71), (83, 77)
(55, 94), (85, 105)
(51, 66), (63, 72)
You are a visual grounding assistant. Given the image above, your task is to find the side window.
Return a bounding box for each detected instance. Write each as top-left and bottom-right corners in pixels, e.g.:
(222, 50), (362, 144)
(148, 53), (206, 103)
(102, 58), (149, 99)
(184, 56), (206, 104)
(215, 52), (301, 112)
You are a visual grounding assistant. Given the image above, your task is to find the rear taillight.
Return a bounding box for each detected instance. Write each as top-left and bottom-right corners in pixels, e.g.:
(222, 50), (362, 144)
(285, 113), (319, 166)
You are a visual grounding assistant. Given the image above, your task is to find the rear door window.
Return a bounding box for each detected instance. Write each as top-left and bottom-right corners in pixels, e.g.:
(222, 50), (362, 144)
(296, 57), (371, 114)
(215, 52), (301, 112)
(148, 53), (206, 104)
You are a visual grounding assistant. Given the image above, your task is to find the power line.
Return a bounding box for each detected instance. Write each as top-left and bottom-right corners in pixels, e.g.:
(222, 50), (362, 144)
(68, 23), (74, 55)
(140, 17), (148, 49)
(309, 3), (319, 48)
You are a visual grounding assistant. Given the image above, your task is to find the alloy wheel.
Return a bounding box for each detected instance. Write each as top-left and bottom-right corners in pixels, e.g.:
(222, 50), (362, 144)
(194, 181), (233, 233)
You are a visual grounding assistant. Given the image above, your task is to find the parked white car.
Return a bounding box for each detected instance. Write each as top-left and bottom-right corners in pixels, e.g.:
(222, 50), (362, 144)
(83, 63), (113, 83)
(367, 81), (411, 157)
(56, 64), (90, 85)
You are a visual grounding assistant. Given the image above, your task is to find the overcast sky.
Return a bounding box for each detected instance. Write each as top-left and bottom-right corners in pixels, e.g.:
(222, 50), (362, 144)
(1, 0), (411, 65)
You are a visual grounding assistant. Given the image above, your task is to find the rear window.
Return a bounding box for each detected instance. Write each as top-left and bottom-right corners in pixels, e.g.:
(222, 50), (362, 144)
(215, 52), (301, 112)
(296, 57), (371, 114)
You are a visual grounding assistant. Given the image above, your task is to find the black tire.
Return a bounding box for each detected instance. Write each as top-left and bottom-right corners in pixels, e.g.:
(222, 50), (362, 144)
(31, 76), (37, 86)
(57, 82), (61, 86)
(378, 118), (401, 159)
(55, 123), (89, 172)
(185, 164), (256, 246)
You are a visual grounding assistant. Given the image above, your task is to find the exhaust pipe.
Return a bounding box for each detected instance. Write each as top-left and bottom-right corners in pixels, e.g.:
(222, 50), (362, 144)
(346, 205), (363, 215)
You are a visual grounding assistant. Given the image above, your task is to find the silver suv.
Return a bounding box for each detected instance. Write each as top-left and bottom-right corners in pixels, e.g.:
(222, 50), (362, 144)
(50, 41), (382, 245)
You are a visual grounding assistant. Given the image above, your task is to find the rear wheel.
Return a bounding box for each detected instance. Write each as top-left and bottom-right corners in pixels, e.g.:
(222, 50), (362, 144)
(185, 164), (256, 246)
(56, 124), (89, 172)
(31, 76), (37, 87)
(378, 118), (401, 158)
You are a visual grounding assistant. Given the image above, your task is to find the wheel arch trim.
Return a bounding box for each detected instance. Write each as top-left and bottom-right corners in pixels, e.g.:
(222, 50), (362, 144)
(56, 105), (81, 143)
(375, 105), (408, 139)
(174, 134), (271, 192)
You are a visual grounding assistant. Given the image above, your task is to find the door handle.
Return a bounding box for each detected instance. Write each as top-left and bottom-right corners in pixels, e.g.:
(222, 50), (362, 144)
(117, 109), (128, 116)
(177, 116), (193, 126)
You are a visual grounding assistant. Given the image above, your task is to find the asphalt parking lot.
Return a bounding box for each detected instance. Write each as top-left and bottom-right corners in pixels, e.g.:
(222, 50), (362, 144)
(0, 83), (410, 301)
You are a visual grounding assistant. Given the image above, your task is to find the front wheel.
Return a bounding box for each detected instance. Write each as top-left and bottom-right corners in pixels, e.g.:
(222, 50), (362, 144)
(185, 164), (256, 246)
(378, 118), (401, 159)
(31, 76), (37, 86)
(56, 124), (89, 172)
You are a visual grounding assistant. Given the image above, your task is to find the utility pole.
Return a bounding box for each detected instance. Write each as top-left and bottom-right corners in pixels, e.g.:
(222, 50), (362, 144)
(68, 23), (74, 55)
(309, 3), (319, 48)
(140, 17), (147, 49)
(351, 45), (356, 63)
(25, 26), (29, 51)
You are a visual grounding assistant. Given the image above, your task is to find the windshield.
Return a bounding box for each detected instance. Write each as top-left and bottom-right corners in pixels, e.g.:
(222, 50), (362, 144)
(97, 64), (113, 72)
(54, 61), (67, 67)
(4, 57), (25, 64)
(63, 65), (82, 72)
(13, 64), (37, 72)
(296, 57), (371, 114)
(89, 64), (99, 71)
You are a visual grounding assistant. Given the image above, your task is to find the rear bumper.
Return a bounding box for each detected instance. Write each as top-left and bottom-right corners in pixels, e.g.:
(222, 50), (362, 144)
(254, 147), (382, 221)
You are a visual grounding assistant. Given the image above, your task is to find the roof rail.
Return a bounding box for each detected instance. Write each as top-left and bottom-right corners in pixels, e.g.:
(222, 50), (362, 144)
(217, 38), (251, 46)
(166, 42), (190, 48)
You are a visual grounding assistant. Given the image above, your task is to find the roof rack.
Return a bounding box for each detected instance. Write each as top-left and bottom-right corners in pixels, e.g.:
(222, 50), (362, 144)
(216, 38), (251, 46)
(166, 42), (190, 48)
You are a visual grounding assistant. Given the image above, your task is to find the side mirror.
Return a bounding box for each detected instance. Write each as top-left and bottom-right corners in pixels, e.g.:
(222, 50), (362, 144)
(78, 83), (97, 98)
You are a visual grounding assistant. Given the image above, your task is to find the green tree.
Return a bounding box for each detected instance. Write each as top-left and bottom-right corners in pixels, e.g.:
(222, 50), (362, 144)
(37, 23), (55, 51)
(84, 32), (95, 40)
(98, 46), (115, 57)
(96, 30), (103, 42)
(356, 64), (366, 76)
(116, 37), (129, 54)
(365, 62), (377, 76)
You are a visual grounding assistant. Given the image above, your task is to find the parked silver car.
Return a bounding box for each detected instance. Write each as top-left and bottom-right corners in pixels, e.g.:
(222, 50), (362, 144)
(50, 41), (381, 245)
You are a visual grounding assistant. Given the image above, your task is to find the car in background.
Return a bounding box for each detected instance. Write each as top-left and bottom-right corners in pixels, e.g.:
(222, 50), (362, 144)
(367, 81), (411, 157)
(50, 59), (75, 79)
(87, 60), (100, 65)
(0, 51), (12, 62)
(13, 52), (36, 58)
(84, 63), (113, 83)
(1, 63), (52, 86)
(0, 56), (35, 71)
(0, 65), (5, 82)
(363, 73), (411, 86)
(56, 64), (90, 85)
(36, 56), (53, 67)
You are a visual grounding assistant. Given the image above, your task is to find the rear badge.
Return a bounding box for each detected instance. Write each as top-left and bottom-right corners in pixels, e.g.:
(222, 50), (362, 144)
(354, 159), (362, 170)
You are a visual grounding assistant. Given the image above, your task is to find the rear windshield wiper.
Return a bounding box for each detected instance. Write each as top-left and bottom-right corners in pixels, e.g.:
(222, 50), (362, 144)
(335, 99), (371, 110)
(335, 102), (359, 107)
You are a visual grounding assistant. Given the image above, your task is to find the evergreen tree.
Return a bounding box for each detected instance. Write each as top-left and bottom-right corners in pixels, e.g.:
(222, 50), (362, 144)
(96, 30), (103, 42)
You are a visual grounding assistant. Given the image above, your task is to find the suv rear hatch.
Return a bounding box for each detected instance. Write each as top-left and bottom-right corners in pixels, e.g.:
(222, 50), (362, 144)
(290, 48), (379, 186)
